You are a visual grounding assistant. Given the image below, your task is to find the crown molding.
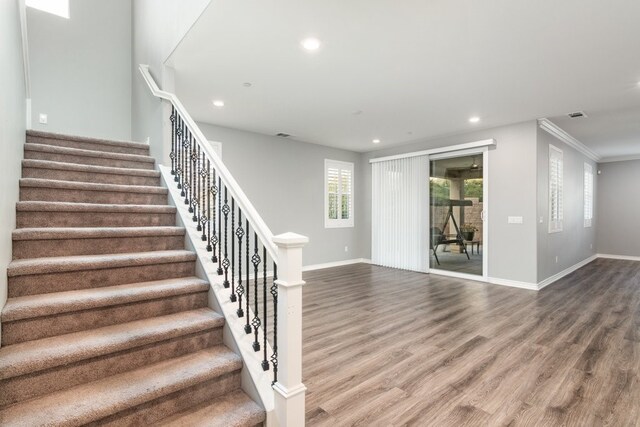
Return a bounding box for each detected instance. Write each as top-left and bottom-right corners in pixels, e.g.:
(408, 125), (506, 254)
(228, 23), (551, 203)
(598, 154), (640, 163)
(538, 118), (601, 162)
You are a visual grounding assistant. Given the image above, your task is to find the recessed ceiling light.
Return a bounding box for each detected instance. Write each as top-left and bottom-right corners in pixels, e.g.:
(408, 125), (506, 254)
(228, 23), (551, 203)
(301, 37), (321, 51)
(212, 100), (225, 108)
(372, 139), (381, 144)
(469, 116), (480, 123)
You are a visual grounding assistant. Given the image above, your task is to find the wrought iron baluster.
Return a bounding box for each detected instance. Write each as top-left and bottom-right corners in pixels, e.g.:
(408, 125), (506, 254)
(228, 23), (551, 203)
(175, 116), (183, 186)
(183, 132), (191, 204)
(191, 143), (199, 221)
(244, 218), (251, 334)
(262, 246), (269, 371)
(216, 176), (223, 274)
(236, 208), (245, 317)
(200, 151), (207, 239)
(271, 263), (278, 384)
(230, 199), (236, 302)
(181, 121), (187, 195)
(251, 233), (261, 352)
(170, 107), (176, 175)
(222, 187), (230, 288)
(206, 159), (213, 251)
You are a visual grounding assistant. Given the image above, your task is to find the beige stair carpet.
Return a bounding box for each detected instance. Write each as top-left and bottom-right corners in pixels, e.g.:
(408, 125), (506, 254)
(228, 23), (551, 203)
(0, 131), (265, 426)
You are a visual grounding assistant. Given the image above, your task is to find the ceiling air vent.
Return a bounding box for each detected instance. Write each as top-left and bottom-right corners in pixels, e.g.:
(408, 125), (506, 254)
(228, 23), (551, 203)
(276, 133), (291, 138)
(567, 111), (588, 119)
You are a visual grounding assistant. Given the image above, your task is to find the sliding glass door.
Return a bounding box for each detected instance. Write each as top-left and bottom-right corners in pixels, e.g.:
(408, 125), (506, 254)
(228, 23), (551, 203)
(429, 152), (485, 276)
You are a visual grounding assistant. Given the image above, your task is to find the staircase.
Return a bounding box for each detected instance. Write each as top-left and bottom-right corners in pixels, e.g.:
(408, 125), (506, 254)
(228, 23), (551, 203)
(0, 131), (266, 426)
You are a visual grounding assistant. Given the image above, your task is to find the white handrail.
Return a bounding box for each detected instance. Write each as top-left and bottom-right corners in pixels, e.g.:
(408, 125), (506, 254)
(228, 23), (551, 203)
(139, 64), (278, 262)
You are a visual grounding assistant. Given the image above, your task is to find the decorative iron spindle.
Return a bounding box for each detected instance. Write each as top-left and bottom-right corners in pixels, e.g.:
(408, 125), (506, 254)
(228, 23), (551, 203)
(180, 121), (187, 194)
(251, 233), (262, 352)
(206, 160), (213, 251)
(200, 151), (207, 238)
(190, 142), (199, 219)
(183, 132), (191, 204)
(244, 218), (251, 334)
(271, 263), (278, 384)
(170, 107), (176, 175)
(222, 187), (230, 288)
(230, 199), (237, 302)
(236, 208), (245, 317)
(175, 117), (183, 186)
(262, 246), (269, 371)
(216, 176), (223, 274)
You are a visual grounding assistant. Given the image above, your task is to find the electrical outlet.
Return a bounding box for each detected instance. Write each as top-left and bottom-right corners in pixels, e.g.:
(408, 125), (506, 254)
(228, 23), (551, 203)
(508, 216), (523, 224)
(555, 256), (559, 263)
(39, 113), (48, 124)
(539, 217), (544, 224)
(344, 246), (348, 252)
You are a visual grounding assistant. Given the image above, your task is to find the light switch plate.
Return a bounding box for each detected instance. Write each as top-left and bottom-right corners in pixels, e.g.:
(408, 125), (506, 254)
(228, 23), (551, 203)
(39, 113), (48, 124)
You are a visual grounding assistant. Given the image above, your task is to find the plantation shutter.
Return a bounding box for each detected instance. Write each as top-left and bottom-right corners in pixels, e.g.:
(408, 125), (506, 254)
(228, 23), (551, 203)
(549, 145), (564, 233)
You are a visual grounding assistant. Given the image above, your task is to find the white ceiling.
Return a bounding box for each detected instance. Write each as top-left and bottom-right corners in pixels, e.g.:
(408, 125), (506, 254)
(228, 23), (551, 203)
(168, 0), (640, 155)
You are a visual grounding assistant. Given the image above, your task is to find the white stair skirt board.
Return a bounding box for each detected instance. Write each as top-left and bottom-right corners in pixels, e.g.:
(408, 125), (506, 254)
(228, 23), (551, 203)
(597, 254), (640, 262)
(159, 166), (276, 423)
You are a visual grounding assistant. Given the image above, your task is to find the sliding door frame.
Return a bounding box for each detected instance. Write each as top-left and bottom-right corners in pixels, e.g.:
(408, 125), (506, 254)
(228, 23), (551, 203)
(428, 147), (489, 282)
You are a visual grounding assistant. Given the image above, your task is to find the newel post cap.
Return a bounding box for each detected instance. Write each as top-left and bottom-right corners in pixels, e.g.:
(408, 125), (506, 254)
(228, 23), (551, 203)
(273, 232), (309, 249)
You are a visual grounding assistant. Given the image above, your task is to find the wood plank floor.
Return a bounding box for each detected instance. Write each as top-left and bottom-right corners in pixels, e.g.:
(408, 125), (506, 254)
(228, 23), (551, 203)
(301, 259), (640, 426)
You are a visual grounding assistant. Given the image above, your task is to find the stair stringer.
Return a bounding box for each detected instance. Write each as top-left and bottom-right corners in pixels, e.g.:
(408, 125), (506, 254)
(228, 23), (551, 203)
(160, 165), (276, 426)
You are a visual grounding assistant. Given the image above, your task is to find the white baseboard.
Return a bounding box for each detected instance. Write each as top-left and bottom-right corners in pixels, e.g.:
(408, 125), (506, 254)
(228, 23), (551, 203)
(303, 258), (371, 272)
(487, 277), (538, 291)
(597, 253), (640, 262)
(537, 254), (598, 290)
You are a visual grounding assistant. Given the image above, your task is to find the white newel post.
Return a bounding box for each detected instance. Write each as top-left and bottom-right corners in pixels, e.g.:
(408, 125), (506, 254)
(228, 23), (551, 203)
(272, 232), (309, 427)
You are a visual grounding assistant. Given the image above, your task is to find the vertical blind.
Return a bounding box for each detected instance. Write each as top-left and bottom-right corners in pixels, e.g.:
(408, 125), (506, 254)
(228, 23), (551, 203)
(372, 156), (429, 272)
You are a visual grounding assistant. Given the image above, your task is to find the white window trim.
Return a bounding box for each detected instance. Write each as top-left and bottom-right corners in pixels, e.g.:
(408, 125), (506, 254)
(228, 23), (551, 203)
(324, 159), (354, 228)
(549, 144), (564, 234)
(584, 163), (594, 228)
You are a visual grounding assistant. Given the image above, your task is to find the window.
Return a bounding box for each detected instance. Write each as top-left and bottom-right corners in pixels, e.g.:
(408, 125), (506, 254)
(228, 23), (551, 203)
(325, 159), (354, 228)
(584, 163), (594, 227)
(549, 145), (563, 233)
(26, 0), (70, 19)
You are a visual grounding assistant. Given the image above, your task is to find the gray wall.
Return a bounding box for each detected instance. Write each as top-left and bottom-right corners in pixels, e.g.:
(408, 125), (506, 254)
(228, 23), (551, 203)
(596, 160), (640, 257)
(27, 0), (132, 140)
(197, 122), (367, 267)
(0, 0), (27, 327)
(536, 129), (597, 282)
(132, 0), (211, 165)
(362, 121), (539, 284)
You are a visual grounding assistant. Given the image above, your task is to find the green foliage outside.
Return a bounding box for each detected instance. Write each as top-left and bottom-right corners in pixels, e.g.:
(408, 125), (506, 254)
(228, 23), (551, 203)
(429, 178), (483, 202)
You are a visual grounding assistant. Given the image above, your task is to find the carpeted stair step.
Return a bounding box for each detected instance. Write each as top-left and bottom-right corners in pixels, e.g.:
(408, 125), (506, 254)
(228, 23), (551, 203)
(24, 143), (155, 170)
(158, 390), (266, 427)
(7, 250), (197, 297)
(19, 178), (168, 205)
(0, 344), (241, 424)
(1, 277), (209, 344)
(0, 309), (224, 407)
(22, 159), (161, 186)
(16, 201), (176, 228)
(26, 130), (150, 156)
(12, 226), (185, 259)
(158, 389), (266, 427)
